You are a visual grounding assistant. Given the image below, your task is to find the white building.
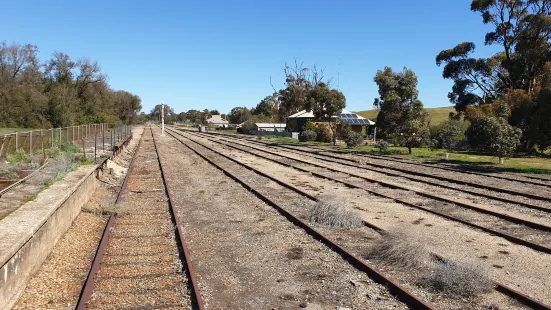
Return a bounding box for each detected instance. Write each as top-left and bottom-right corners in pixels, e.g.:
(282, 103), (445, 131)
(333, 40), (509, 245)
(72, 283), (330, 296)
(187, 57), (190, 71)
(206, 115), (229, 128)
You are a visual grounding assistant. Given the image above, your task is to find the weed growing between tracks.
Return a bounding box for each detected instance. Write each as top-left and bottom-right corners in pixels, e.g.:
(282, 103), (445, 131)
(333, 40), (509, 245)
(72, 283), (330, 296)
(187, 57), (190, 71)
(424, 260), (493, 297)
(308, 201), (362, 228)
(366, 230), (493, 299)
(365, 230), (431, 269)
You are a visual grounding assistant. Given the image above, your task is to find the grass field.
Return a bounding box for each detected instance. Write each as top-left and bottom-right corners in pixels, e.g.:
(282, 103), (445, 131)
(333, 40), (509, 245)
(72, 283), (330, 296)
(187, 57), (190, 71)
(258, 135), (551, 174)
(355, 107), (456, 126)
(0, 128), (34, 135)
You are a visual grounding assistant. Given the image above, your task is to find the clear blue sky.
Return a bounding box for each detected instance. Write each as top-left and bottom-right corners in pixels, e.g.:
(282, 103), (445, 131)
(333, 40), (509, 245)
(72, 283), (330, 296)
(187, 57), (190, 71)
(1, 0), (500, 114)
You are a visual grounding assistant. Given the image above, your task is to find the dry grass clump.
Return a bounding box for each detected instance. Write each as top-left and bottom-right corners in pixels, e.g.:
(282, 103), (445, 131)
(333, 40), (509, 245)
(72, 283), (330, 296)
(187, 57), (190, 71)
(365, 229), (493, 299)
(308, 201), (362, 228)
(365, 230), (432, 268)
(424, 259), (493, 297)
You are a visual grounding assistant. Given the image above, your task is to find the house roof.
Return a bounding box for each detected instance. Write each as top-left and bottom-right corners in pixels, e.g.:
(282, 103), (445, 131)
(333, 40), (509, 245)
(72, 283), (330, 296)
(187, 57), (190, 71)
(206, 115), (229, 124)
(287, 110), (315, 118)
(287, 109), (375, 125)
(255, 123), (286, 128)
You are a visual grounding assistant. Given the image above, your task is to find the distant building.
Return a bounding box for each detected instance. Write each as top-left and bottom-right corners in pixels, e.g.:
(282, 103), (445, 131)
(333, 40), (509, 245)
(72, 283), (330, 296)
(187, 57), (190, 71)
(286, 109), (376, 138)
(206, 115), (229, 128)
(254, 123), (287, 132)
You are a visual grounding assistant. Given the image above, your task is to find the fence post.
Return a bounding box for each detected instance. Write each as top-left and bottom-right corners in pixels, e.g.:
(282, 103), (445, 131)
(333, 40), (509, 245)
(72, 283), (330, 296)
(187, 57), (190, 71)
(15, 132), (18, 151)
(51, 128), (54, 149)
(94, 131), (97, 160)
(111, 130), (114, 152)
(29, 131), (33, 156)
(41, 130), (45, 161)
(102, 128), (105, 154)
(58, 128), (62, 147)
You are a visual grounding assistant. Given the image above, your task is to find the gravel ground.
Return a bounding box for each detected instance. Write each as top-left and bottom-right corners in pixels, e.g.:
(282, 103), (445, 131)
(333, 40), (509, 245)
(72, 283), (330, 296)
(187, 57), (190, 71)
(156, 127), (408, 310)
(11, 127), (142, 309)
(204, 132), (551, 213)
(12, 212), (107, 310)
(179, 130), (551, 307)
(269, 144), (551, 210)
(86, 127), (192, 309)
(201, 134), (551, 249)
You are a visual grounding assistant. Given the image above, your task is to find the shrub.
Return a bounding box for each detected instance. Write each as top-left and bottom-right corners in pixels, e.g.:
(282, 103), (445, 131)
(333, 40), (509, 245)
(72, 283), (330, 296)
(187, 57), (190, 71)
(237, 120), (256, 135)
(308, 201), (362, 228)
(466, 115), (522, 164)
(376, 140), (389, 152)
(7, 171), (19, 180)
(424, 259), (493, 297)
(315, 124), (333, 143)
(302, 121), (317, 132)
(60, 142), (80, 154)
(365, 230), (432, 268)
(6, 149), (31, 164)
(343, 131), (363, 147)
(299, 130), (317, 142)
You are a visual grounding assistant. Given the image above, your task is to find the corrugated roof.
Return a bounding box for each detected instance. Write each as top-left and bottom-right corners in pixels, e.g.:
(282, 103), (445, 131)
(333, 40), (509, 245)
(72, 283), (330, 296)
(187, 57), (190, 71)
(206, 115), (229, 124)
(287, 110), (315, 118)
(287, 109), (375, 125)
(255, 123), (287, 127)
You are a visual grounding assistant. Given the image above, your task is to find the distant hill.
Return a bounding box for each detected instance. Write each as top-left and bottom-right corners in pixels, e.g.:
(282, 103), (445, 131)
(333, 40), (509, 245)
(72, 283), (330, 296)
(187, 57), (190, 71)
(355, 107), (456, 126)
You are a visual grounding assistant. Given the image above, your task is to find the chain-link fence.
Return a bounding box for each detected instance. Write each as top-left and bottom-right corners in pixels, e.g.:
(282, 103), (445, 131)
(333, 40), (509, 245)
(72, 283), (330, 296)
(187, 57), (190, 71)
(0, 124), (132, 160)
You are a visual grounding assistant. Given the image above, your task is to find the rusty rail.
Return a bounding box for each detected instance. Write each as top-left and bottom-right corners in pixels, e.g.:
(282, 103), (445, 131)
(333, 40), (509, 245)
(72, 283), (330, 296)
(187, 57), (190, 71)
(176, 128), (551, 310)
(163, 126), (434, 310)
(149, 126), (206, 310)
(75, 132), (141, 309)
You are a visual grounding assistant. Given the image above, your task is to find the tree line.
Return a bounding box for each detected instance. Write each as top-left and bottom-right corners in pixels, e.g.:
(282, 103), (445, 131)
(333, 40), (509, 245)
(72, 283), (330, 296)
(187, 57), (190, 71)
(373, 0), (551, 162)
(0, 41), (142, 129)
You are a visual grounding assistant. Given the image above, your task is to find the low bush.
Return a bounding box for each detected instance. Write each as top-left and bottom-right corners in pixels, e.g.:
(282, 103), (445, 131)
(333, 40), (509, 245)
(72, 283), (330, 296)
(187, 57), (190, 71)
(308, 201), (362, 228)
(315, 124), (333, 143)
(343, 131), (363, 147)
(60, 142), (80, 154)
(6, 149), (31, 164)
(365, 230), (432, 268)
(424, 259), (493, 297)
(299, 130), (317, 142)
(376, 140), (389, 152)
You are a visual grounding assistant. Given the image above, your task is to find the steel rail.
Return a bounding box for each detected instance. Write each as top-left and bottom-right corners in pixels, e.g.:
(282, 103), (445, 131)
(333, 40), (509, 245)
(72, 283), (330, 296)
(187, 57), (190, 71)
(173, 128), (551, 310)
(149, 126), (206, 310)
(190, 131), (551, 231)
(185, 130), (551, 255)
(75, 132), (141, 310)
(197, 129), (551, 209)
(163, 126), (435, 309)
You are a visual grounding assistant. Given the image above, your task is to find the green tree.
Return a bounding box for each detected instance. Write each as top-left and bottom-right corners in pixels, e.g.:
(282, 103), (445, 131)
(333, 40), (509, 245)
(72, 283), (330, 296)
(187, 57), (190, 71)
(431, 120), (470, 158)
(373, 67), (430, 154)
(466, 105), (522, 164)
(228, 107), (251, 124)
(253, 94), (278, 119)
(306, 82), (346, 143)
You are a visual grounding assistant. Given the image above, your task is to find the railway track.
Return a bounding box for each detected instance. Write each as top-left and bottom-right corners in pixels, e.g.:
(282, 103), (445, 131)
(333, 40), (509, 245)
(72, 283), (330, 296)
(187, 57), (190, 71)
(183, 129), (551, 255)
(161, 126), (434, 309)
(76, 127), (204, 309)
(166, 127), (551, 310)
(201, 130), (551, 185)
(200, 130), (551, 210)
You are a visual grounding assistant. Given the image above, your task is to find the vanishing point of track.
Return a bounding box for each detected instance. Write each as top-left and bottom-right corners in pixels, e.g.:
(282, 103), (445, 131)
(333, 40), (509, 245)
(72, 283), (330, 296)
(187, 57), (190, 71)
(166, 126), (551, 310)
(76, 127), (204, 309)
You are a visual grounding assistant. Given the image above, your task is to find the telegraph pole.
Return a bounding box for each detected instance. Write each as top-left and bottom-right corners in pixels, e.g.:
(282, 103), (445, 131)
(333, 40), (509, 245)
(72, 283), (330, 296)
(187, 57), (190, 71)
(161, 101), (165, 136)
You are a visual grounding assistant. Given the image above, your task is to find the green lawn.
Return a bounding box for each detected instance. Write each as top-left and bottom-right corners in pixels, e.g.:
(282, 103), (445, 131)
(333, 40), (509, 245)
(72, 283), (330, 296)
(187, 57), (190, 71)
(255, 134), (551, 174)
(0, 128), (34, 135)
(355, 107), (456, 126)
(340, 145), (551, 174)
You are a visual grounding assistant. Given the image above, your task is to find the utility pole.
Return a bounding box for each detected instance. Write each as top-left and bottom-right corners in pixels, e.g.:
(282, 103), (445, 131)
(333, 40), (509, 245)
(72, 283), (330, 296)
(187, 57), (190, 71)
(161, 101), (165, 136)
